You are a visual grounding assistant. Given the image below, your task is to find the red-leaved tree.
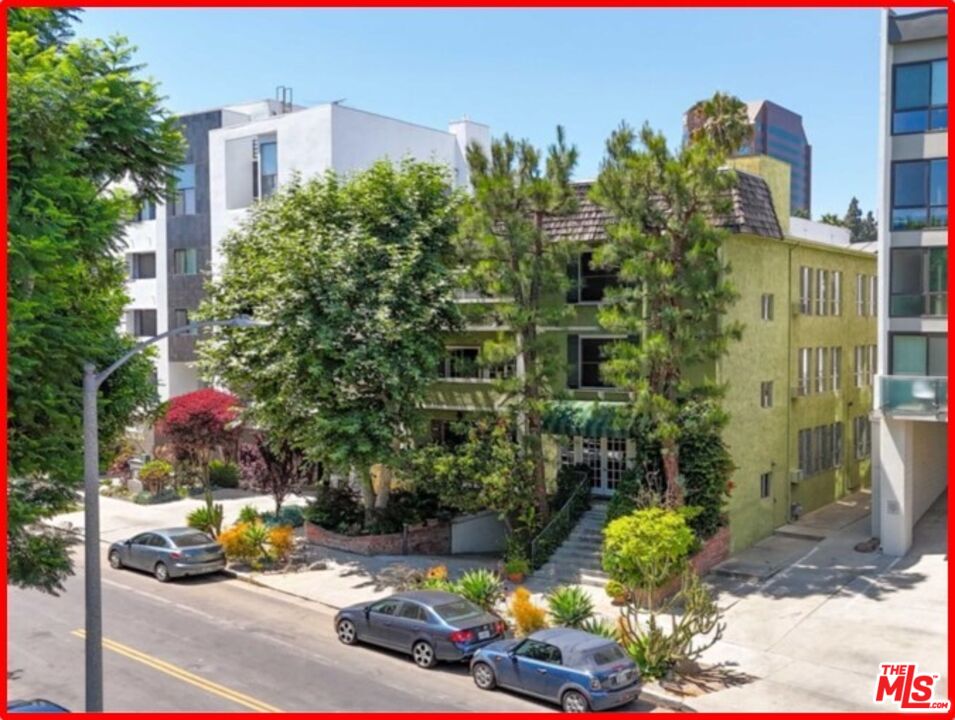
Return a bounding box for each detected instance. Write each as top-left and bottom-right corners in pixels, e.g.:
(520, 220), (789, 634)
(156, 389), (242, 501)
(238, 436), (320, 513)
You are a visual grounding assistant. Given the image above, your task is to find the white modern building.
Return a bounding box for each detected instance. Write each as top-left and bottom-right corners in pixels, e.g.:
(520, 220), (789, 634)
(120, 96), (489, 399)
(873, 9), (948, 556)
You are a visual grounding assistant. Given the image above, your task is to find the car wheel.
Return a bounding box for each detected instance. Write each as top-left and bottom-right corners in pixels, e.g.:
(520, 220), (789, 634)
(411, 640), (437, 669)
(108, 550), (122, 569)
(336, 619), (358, 645)
(472, 662), (497, 690)
(154, 562), (170, 583)
(561, 690), (590, 713)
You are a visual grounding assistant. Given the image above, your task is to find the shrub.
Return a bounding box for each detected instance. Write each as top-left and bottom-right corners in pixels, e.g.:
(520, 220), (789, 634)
(509, 587), (549, 637)
(546, 586), (595, 629)
(551, 464), (589, 510)
(132, 487), (178, 505)
(457, 569), (504, 612)
(218, 522), (257, 563)
(238, 505), (260, 524)
(138, 460), (173, 494)
(504, 556), (530, 577)
(243, 523), (271, 568)
(602, 508), (696, 590)
(304, 484), (364, 533)
(261, 505), (305, 528)
(187, 503), (224, 538)
(209, 460), (240, 489)
(605, 579), (628, 602)
(580, 617), (620, 641)
(426, 565), (448, 581)
(267, 525), (295, 561)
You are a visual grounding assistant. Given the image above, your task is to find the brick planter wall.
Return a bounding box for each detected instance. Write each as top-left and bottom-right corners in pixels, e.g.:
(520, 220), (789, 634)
(304, 520), (451, 556)
(631, 525), (731, 606)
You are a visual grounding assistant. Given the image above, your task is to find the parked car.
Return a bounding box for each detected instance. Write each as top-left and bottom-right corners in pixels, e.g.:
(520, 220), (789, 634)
(108, 528), (226, 582)
(334, 590), (506, 668)
(470, 627), (640, 712)
(7, 699), (70, 713)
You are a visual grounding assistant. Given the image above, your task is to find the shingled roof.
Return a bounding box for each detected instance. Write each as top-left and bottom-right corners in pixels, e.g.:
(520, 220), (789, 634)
(541, 170), (783, 242)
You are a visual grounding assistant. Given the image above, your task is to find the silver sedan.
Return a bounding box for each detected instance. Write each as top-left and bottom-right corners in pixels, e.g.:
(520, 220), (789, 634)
(108, 527), (226, 582)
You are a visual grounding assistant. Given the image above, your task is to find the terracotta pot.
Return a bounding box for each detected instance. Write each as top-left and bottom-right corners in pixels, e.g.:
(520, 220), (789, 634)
(506, 572), (525, 583)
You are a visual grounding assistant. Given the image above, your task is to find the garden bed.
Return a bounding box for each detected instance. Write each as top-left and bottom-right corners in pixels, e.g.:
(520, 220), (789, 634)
(304, 519), (450, 556)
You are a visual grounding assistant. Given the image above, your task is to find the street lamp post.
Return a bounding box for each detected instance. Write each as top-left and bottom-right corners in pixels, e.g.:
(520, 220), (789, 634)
(82, 316), (265, 712)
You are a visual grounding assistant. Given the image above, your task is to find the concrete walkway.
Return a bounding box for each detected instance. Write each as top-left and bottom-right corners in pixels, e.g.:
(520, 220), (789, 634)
(677, 492), (948, 712)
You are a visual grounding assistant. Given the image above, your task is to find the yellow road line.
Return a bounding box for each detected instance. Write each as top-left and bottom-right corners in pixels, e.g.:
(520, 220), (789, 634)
(72, 630), (282, 713)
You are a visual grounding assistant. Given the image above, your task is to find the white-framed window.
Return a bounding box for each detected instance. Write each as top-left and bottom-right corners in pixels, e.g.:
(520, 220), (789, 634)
(582, 437), (601, 490)
(760, 472), (771, 499)
(562, 436), (635, 495)
(605, 438), (626, 492)
(854, 345), (867, 388)
(761, 293), (774, 321)
(258, 140), (278, 199)
(760, 381), (773, 408)
(797, 347), (812, 395)
(173, 248), (199, 276)
(830, 346), (842, 390)
(831, 271), (843, 316)
(799, 266), (813, 314)
(816, 269), (829, 316)
(815, 347), (828, 393)
(856, 273), (867, 316)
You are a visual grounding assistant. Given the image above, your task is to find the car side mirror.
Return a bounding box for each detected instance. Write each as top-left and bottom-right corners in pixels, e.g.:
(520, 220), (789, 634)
(124, 539), (132, 545)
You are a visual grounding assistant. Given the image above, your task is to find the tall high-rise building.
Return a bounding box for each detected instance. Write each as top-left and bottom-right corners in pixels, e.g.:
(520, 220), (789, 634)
(872, 8), (948, 557)
(684, 99), (813, 216)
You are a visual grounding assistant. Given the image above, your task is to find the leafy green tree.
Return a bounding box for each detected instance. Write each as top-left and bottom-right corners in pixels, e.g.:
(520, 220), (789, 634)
(792, 208), (811, 220)
(819, 212), (844, 226)
(199, 161), (461, 516)
(591, 103), (743, 506)
(457, 129), (578, 521)
(7, 9), (183, 593)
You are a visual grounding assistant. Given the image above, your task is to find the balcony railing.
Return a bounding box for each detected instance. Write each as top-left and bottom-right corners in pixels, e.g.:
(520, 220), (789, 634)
(881, 375), (948, 418)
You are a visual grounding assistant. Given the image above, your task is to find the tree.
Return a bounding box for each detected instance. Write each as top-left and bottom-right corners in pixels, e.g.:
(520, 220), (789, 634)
(156, 389), (242, 503)
(591, 102), (743, 506)
(199, 161), (461, 517)
(457, 128), (578, 522)
(685, 91), (752, 154)
(843, 196), (863, 240)
(7, 9), (183, 593)
(819, 212), (844, 227)
(792, 208), (811, 220)
(238, 436), (319, 513)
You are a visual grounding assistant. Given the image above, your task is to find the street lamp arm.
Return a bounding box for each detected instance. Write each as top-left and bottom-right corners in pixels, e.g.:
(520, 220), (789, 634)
(93, 317), (259, 388)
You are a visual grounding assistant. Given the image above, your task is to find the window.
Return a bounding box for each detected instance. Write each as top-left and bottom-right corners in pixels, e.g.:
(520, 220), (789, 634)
(831, 271), (842, 316)
(797, 347), (811, 395)
(799, 266), (813, 314)
(892, 159), (947, 230)
(132, 309), (157, 337)
(799, 423), (843, 476)
(891, 334), (948, 376)
(169, 163), (196, 216)
(134, 200), (156, 222)
(760, 381), (773, 408)
(397, 602), (427, 622)
(567, 252), (617, 304)
(856, 274), (867, 316)
(259, 140), (278, 198)
(816, 269), (829, 316)
(854, 416), (871, 460)
(580, 338), (614, 388)
(369, 599), (400, 616)
(582, 437), (601, 489)
(893, 59), (947, 134)
(854, 345), (870, 387)
(605, 438), (626, 492)
(430, 419), (466, 448)
(830, 346), (842, 391)
(760, 293), (774, 321)
(559, 440), (575, 469)
(815, 347), (828, 393)
(173, 248), (199, 275)
(443, 348), (480, 379)
(890, 248), (948, 317)
(130, 252), (156, 280)
(514, 640), (562, 665)
(760, 472), (771, 499)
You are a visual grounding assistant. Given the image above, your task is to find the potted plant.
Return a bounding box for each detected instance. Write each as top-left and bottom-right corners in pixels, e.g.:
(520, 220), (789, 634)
(605, 579), (628, 606)
(504, 555), (530, 583)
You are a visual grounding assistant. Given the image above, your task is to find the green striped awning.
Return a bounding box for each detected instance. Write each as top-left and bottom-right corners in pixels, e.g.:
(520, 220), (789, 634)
(542, 401), (629, 439)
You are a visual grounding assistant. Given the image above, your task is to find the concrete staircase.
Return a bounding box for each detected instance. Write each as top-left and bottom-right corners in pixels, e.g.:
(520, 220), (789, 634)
(527, 501), (609, 589)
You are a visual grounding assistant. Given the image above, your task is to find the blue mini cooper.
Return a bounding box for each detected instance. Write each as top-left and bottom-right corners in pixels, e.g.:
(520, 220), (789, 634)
(470, 627), (640, 712)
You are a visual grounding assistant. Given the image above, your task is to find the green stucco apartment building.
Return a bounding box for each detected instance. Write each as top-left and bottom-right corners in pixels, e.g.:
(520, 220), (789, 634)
(424, 156), (877, 553)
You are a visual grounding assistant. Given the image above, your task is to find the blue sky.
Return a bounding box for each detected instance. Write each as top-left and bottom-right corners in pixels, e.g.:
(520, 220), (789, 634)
(78, 8), (883, 218)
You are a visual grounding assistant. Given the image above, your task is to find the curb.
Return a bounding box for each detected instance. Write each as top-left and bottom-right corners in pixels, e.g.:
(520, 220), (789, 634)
(219, 568), (343, 613)
(638, 684), (697, 713)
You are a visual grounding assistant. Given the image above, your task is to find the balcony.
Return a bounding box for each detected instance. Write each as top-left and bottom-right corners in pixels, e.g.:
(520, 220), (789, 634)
(880, 375), (948, 419)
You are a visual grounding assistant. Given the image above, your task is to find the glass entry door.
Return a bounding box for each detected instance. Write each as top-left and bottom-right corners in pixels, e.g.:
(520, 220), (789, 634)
(561, 436), (631, 497)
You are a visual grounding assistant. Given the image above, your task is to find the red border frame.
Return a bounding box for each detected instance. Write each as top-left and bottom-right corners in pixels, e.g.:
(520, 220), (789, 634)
(2, 1), (952, 718)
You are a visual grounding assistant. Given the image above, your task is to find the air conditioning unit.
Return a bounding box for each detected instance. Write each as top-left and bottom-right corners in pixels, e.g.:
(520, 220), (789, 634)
(789, 469), (804, 484)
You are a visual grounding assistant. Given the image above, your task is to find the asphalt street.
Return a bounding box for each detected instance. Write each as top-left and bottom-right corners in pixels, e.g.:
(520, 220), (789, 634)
(9, 547), (665, 713)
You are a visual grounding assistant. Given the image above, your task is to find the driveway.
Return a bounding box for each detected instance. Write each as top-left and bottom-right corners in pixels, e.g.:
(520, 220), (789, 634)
(682, 492), (948, 712)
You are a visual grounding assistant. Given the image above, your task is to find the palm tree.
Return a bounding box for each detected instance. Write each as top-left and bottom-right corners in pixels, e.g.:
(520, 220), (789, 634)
(687, 92), (753, 156)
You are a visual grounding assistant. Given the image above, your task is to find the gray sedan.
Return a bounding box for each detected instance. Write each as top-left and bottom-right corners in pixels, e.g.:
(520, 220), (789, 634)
(108, 527), (226, 582)
(334, 590), (506, 668)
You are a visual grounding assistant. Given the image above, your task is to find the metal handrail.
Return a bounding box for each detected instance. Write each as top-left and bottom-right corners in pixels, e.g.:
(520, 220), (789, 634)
(530, 471), (590, 569)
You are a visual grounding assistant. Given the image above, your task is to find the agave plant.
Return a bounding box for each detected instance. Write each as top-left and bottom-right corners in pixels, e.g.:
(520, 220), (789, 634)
(546, 585), (595, 629)
(186, 503), (224, 538)
(456, 569), (504, 611)
(580, 617), (620, 641)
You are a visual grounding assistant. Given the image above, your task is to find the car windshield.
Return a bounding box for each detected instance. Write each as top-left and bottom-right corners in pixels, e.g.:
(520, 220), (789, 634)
(432, 599), (483, 623)
(587, 644), (627, 667)
(170, 531), (214, 548)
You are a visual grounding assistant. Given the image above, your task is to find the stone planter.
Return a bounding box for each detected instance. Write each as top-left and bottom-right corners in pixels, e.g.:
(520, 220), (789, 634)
(304, 519), (451, 556)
